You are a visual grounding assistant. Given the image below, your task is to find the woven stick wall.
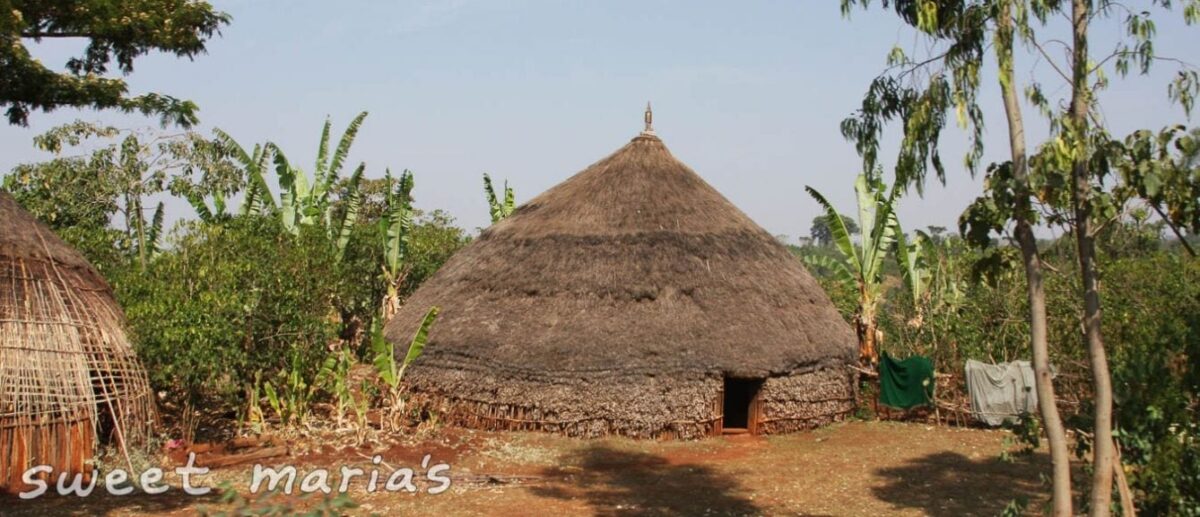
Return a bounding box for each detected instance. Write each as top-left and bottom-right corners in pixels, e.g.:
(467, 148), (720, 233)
(1, 192), (156, 494)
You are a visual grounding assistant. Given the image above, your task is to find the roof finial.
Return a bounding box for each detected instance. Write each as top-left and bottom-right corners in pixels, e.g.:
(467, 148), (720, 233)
(642, 102), (655, 136)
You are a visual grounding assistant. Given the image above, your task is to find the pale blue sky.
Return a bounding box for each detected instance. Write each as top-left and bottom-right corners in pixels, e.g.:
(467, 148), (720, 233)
(3, 1), (1197, 239)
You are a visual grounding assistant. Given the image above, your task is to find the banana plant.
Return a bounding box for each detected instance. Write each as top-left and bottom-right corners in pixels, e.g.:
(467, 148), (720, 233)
(131, 201), (166, 267)
(804, 171), (901, 366)
(265, 112), (369, 261)
(212, 129), (275, 217)
(184, 131), (274, 223)
(332, 164), (365, 261)
(895, 228), (934, 326)
(263, 352), (325, 427)
(380, 169), (415, 320)
(932, 241), (966, 311)
(483, 173), (516, 223)
(183, 188), (243, 225)
(371, 306), (438, 429)
(316, 349), (355, 427)
(372, 306), (438, 390)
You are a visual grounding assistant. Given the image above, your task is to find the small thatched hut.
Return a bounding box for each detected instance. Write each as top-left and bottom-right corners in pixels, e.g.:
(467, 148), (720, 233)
(386, 118), (856, 439)
(0, 190), (155, 493)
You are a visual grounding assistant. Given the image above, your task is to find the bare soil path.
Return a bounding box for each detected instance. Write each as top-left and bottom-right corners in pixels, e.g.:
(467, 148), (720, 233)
(1, 421), (1051, 516)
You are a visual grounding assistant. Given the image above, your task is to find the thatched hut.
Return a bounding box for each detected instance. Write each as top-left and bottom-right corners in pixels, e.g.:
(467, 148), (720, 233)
(0, 191), (155, 493)
(386, 118), (856, 439)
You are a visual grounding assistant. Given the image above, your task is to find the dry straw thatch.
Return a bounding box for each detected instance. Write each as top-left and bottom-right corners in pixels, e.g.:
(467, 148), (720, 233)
(386, 130), (857, 439)
(0, 190), (156, 493)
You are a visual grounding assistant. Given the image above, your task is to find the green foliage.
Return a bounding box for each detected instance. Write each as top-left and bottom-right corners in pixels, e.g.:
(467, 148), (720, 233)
(370, 305), (438, 431)
(1, 1), (230, 126)
(810, 213), (860, 246)
(402, 209), (470, 294)
(1116, 125), (1200, 254)
(894, 229), (934, 314)
(213, 112), (373, 263)
(4, 121), (235, 270)
(119, 216), (341, 409)
(379, 169), (416, 315)
(835, 0), (987, 193)
(1103, 254), (1200, 515)
(805, 171), (904, 363)
(263, 352), (324, 427)
(814, 228), (1198, 514)
(372, 306), (439, 389)
(999, 497), (1029, 517)
(483, 173), (516, 223)
(199, 482), (358, 517)
(804, 172), (899, 287)
(332, 175), (466, 333)
(1006, 414), (1042, 456)
(6, 114), (471, 439)
(382, 170), (416, 275)
(4, 153), (121, 227)
(180, 129), (272, 222)
(320, 349), (356, 427)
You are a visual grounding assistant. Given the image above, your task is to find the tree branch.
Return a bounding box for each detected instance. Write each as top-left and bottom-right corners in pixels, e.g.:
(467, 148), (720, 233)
(1090, 50), (1200, 75)
(1149, 203), (1198, 257)
(1029, 36), (1073, 84)
(20, 31), (92, 39)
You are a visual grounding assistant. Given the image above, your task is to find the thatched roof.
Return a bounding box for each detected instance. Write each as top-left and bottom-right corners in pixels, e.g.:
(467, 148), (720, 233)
(385, 133), (855, 383)
(0, 191), (103, 274)
(1, 190), (155, 492)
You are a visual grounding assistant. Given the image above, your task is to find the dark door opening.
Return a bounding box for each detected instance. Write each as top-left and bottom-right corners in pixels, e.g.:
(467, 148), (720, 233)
(722, 377), (763, 434)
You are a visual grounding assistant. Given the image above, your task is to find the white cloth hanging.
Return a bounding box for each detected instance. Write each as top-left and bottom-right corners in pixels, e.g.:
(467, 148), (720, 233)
(965, 359), (1039, 426)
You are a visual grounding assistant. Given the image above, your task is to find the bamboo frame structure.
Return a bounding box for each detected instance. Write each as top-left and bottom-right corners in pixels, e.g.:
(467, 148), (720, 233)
(1, 193), (156, 494)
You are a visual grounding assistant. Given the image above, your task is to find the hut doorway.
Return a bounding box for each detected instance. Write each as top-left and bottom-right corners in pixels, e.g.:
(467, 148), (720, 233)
(721, 377), (763, 435)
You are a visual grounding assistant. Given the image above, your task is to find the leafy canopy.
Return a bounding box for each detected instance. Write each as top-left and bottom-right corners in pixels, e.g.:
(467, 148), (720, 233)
(1, 0), (230, 126)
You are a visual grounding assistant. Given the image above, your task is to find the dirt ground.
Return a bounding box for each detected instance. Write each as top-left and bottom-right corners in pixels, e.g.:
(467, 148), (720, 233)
(2, 421), (1053, 516)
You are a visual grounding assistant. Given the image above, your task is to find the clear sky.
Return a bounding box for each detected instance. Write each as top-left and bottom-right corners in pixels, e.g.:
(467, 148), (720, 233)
(3, 1), (1197, 240)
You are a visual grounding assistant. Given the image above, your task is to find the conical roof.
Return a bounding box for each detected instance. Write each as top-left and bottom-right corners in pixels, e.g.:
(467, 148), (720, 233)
(386, 133), (855, 381)
(1, 190), (97, 271)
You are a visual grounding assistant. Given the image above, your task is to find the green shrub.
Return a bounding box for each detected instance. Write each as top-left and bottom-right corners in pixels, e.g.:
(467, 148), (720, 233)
(804, 229), (1199, 513)
(116, 216), (340, 411)
(1104, 254), (1200, 515)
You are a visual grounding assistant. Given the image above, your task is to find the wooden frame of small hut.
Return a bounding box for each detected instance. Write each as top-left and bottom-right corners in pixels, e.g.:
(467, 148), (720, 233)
(1, 191), (156, 493)
(386, 116), (857, 439)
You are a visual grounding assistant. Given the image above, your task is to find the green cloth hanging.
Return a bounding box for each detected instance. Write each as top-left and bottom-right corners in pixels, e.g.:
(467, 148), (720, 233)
(878, 351), (935, 409)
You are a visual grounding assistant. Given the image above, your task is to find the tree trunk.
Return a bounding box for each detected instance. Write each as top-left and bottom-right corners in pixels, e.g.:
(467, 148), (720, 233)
(996, 5), (1073, 514)
(134, 194), (147, 270)
(1069, 1), (1115, 513)
(857, 286), (879, 366)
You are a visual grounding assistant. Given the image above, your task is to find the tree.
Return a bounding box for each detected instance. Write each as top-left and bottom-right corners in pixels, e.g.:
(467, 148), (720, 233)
(3, 133), (128, 271)
(838, 1), (1068, 511)
(841, 1), (1200, 513)
(805, 172), (901, 365)
(1022, 3), (1198, 512)
(1, 1), (230, 127)
(5, 120), (234, 268)
(811, 213), (860, 246)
